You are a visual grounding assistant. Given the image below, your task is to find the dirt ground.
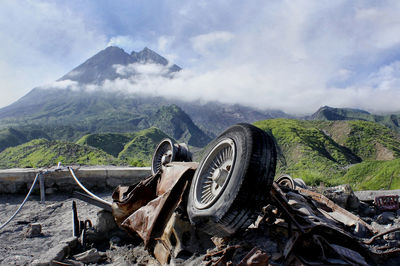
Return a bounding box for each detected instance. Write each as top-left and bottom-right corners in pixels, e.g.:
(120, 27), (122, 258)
(2, 189), (400, 265)
(0, 191), (160, 265)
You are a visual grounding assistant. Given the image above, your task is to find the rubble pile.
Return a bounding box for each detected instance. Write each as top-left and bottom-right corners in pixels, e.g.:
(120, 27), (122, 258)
(57, 176), (400, 265)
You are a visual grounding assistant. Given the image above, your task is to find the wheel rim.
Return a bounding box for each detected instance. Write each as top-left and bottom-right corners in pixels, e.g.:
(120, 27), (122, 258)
(276, 174), (295, 189)
(194, 138), (236, 209)
(151, 139), (175, 175)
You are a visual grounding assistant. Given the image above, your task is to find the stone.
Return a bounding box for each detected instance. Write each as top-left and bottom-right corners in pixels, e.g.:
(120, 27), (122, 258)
(376, 212), (396, 225)
(61, 237), (79, 250)
(32, 243), (70, 265)
(73, 248), (105, 264)
(96, 210), (117, 234)
(323, 184), (360, 210)
(25, 223), (42, 238)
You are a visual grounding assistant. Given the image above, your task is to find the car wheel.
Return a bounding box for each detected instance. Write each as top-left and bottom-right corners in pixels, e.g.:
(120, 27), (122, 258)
(187, 123), (277, 237)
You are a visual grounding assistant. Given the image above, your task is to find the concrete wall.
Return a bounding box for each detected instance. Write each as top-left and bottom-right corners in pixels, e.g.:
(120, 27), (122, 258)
(0, 166), (151, 194)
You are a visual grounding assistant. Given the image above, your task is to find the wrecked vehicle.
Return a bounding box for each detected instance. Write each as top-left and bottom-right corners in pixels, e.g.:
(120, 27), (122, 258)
(77, 123), (400, 265)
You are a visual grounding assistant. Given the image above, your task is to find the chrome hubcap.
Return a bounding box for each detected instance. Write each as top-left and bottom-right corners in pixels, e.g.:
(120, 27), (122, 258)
(194, 138), (236, 209)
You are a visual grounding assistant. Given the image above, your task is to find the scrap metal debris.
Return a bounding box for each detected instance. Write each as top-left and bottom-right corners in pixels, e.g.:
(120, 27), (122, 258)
(112, 162), (197, 246)
(375, 195), (399, 211)
(64, 130), (400, 265)
(106, 133), (400, 265)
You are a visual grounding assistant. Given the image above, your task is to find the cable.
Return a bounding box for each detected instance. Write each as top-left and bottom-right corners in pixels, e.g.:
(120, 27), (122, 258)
(0, 173), (40, 231)
(1, 166), (112, 232)
(68, 167), (112, 208)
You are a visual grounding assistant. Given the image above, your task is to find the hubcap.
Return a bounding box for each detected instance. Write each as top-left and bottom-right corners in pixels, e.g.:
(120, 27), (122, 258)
(194, 138), (236, 209)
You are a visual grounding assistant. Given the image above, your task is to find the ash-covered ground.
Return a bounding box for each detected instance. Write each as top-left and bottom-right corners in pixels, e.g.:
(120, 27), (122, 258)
(2, 187), (400, 265)
(0, 192), (159, 265)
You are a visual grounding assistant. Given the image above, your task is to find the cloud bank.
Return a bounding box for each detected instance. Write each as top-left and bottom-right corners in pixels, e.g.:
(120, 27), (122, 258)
(2, 0), (400, 114)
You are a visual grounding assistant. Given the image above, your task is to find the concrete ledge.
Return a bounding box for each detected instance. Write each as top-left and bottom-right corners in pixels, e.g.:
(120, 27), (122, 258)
(0, 166), (151, 194)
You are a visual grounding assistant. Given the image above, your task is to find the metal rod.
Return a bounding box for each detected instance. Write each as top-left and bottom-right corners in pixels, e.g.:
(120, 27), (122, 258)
(39, 173), (45, 204)
(72, 191), (113, 212)
(68, 167), (112, 208)
(72, 201), (80, 237)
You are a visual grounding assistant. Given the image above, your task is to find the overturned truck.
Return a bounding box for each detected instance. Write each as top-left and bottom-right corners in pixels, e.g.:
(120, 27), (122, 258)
(97, 123), (400, 265)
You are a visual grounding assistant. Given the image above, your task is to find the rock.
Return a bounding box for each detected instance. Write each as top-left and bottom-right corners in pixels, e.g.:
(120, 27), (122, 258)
(24, 223), (42, 238)
(32, 243), (70, 265)
(323, 184), (360, 210)
(376, 212), (396, 225)
(73, 248), (105, 264)
(61, 237), (79, 250)
(396, 209), (400, 217)
(96, 210), (117, 234)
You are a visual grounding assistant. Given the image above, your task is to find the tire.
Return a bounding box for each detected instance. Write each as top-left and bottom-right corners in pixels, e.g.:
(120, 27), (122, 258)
(187, 123), (277, 237)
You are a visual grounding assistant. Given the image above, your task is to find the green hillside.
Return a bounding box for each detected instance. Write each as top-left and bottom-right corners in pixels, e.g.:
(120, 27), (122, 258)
(0, 139), (119, 168)
(337, 159), (400, 190)
(76, 132), (135, 157)
(0, 127), (50, 152)
(317, 120), (400, 160)
(0, 88), (211, 148)
(254, 119), (359, 185)
(0, 127), (175, 169)
(151, 105), (211, 147)
(254, 119), (400, 189)
(118, 127), (171, 166)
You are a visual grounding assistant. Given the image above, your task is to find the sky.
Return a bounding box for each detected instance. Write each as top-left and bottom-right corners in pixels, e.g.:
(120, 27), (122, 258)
(1, 0), (400, 114)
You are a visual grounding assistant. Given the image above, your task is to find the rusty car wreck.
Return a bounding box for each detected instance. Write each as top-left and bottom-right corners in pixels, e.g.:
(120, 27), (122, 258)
(72, 123), (400, 265)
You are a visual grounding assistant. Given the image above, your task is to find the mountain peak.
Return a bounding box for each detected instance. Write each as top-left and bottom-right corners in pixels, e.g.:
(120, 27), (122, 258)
(59, 46), (181, 84)
(131, 47), (168, 65)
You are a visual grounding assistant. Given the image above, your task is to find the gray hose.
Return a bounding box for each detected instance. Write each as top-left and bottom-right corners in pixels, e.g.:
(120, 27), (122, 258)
(68, 167), (112, 208)
(0, 173), (40, 231)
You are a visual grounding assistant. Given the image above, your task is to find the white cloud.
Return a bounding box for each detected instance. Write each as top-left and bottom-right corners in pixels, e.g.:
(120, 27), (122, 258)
(191, 31), (235, 57)
(157, 36), (174, 52)
(0, 0), (107, 107)
(113, 63), (170, 77)
(2, 0), (400, 115)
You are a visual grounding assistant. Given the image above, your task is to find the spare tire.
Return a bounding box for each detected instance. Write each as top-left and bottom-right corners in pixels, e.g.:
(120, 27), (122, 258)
(187, 123), (277, 237)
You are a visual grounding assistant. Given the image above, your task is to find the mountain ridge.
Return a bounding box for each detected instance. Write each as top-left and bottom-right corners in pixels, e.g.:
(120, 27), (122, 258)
(309, 106), (400, 132)
(59, 46), (181, 84)
(0, 46), (288, 145)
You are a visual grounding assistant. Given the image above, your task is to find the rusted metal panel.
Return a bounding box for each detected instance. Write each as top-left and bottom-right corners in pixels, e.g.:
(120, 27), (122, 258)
(111, 173), (159, 225)
(156, 162), (198, 196)
(114, 162), (198, 246)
